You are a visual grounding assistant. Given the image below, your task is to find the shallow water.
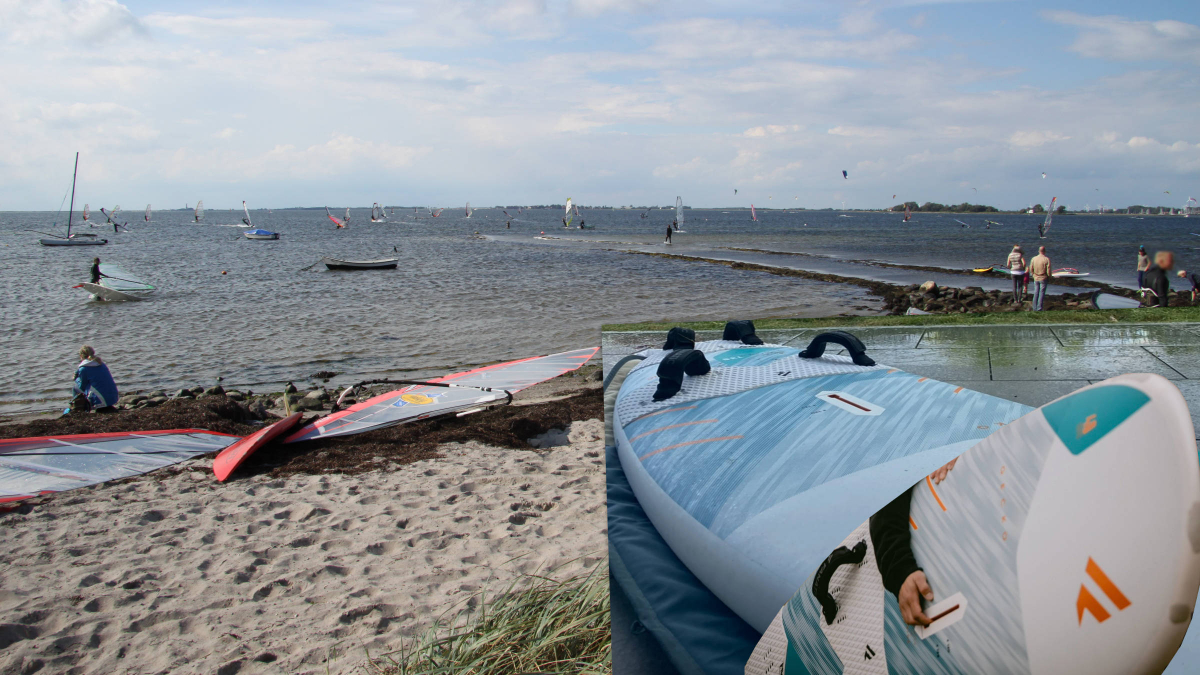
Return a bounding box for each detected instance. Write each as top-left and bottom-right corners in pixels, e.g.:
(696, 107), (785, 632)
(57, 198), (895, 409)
(1, 208), (869, 413)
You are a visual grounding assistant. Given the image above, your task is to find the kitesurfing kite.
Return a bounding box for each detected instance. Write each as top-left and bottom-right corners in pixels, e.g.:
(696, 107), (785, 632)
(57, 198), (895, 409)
(285, 348), (599, 443)
(734, 189), (738, 195)
(1042, 172), (1047, 179)
(842, 170), (848, 179)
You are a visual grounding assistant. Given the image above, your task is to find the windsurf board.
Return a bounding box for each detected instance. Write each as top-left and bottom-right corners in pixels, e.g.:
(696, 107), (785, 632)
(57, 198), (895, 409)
(212, 412), (304, 482)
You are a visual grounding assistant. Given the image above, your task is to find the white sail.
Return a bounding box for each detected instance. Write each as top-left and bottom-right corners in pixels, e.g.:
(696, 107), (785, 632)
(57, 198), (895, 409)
(195, 200), (204, 222)
(676, 196), (684, 224)
(563, 198), (574, 228)
(144, 204), (152, 222)
(242, 201), (252, 227)
(345, 207), (351, 225)
(1040, 197), (1057, 237)
(466, 201), (472, 218)
(82, 204), (90, 222)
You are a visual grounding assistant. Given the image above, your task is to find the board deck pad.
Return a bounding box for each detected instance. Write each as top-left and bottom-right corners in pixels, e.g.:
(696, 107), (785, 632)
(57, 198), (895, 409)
(753, 374), (1200, 675)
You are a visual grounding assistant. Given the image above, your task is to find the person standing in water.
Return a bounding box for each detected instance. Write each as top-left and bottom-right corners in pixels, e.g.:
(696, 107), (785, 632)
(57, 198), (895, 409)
(1029, 246), (1051, 311)
(89, 257), (105, 284)
(665, 223), (673, 244)
(1137, 245), (1150, 288)
(71, 345), (119, 413)
(1007, 245), (1027, 305)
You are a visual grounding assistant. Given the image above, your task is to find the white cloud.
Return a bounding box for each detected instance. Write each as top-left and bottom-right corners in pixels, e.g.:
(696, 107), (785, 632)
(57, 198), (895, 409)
(1009, 130), (1071, 148)
(570, 0), (659, 17)
(213, 127), (237, 140)
(1045, 11), (1200, 64)
(0, 0), (144, 44)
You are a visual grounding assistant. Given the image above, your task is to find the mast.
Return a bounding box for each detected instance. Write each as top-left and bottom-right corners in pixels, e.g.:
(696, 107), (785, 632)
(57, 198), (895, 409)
(67, 152), (79, 238)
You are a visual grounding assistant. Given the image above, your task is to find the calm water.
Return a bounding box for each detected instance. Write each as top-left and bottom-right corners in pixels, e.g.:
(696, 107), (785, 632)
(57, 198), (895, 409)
(1, 207), (870, 414)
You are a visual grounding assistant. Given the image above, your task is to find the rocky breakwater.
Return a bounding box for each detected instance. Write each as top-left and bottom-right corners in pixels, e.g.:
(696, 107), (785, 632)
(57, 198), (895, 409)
(880, 281), (1143, 315)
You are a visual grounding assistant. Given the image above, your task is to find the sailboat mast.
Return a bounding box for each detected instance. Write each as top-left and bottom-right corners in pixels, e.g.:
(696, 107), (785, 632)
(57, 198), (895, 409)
(66, 152), (79, 238)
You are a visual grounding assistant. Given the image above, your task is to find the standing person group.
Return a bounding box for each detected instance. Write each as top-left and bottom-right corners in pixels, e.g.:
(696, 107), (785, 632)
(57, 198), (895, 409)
(1007, 245), (1026, 304)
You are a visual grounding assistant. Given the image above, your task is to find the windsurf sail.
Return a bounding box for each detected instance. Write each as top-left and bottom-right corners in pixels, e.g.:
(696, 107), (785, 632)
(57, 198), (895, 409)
(242, 201), (252, 227)
(676, 196), (684, 225)
(371, 203), (385, 222)
(100, 207), (120, 225)
(0, 430), (239, 501)
(99, 263), (155, 293)
(344, 207), (351, 226)
(903, 203), (912, 222)
(564, 198), (574, 228)
(430, 208), (443, 217)
(325, 206), (344, 228)
(751, 204), (757, 221)
(284, 347), (599, 443)
(194, 200), (204, 222)
(466, 202), (472, 218)
(1040, 197), (1057, 237)
(144, 204), (151, 222)
(82, 204), (89, 222)
(1187, 197), (1198, 215)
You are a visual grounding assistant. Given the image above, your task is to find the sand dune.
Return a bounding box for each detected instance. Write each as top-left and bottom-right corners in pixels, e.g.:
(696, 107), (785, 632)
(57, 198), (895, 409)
(0, 419), (606, 675)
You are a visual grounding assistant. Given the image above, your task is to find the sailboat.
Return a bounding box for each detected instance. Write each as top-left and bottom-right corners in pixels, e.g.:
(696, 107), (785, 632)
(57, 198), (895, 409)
(1039, 197), (1057, 238)
(750, 204), (757, 221)
(194, 200), (204, 222)
(344, 207), (351, 227)
(241, 201), (252, 227)
(144, 204), (152, 222)
(39, 153), (107, 246)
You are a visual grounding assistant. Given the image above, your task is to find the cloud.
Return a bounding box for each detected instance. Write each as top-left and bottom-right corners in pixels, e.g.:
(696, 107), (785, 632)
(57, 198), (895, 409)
(570, 0), (659, 17)
(1009, 130), (1071, 148)
(0, 0), (144, 44)
(213, 127), (237, 140)
(1045, 11), (1200, 64)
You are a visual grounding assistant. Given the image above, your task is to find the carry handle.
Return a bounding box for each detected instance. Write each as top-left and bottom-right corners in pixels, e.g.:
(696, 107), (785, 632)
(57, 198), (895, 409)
(811, 540), (868, 625)
(798, 331), (875, 367)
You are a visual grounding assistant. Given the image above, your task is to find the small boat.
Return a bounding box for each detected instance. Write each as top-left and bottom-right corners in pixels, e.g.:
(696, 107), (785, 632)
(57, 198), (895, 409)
(244, 229), (279, 240)
(322, 257), (399, 270)
(39, 153), (107, 246)
(1051, 268), (1090, 278)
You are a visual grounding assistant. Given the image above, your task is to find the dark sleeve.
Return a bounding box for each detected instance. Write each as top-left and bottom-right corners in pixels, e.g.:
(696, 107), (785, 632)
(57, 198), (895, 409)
(1154, 271), (1171, 306)
(870, 486), (921, 598)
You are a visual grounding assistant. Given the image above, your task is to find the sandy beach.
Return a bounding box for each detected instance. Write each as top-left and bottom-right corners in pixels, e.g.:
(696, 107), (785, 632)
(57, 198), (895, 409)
(0, 382), (605, 674)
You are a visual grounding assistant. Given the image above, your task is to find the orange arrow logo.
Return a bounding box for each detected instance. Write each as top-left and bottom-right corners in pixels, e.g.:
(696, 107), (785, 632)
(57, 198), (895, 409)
(1077, 557), (1131, 625)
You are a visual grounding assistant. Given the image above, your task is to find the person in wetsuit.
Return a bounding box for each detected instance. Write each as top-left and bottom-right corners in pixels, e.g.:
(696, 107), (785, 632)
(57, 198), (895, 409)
(90, 257), (103, 283)
(665, 224), (673, 243)
(870, 458), (958, 626)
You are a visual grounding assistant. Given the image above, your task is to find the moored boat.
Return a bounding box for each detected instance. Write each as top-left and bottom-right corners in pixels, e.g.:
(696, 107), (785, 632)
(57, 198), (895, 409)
(322, 257), (399, 270)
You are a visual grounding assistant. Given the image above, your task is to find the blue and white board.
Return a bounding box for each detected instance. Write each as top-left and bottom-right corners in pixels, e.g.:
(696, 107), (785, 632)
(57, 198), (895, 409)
(748, 373), (1200, 675)
(612, 338), (1033, 634)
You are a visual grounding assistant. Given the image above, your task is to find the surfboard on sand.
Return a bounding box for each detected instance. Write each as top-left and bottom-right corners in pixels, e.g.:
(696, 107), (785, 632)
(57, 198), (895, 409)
(748, 373), (1200, 675)
(212, 412), (304, 482)
(1091, 292), (1143, 310)
(611, 326), (1033, 635)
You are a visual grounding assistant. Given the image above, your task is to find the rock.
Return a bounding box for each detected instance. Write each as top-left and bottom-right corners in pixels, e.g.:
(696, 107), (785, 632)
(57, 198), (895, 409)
(294, 398), (324, 411)
(204, 385), (225, 396)
(587, 370), (603, 382)
(303, 390), (326, 401)
(148, 390), (166, 399)
(174, 388), (194, 399)
(248, 401), (269, 419)
(226, 391), (244, 401)
(919, 280), (937, 294)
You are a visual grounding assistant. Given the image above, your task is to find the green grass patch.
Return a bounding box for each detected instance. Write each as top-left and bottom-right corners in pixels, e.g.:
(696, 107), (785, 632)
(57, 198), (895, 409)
(602, 306), (1200, 332)
(369, 562), (610, 675)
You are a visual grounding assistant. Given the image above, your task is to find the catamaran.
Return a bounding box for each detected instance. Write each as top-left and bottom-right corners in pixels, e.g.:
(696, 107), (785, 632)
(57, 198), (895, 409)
(39, 153), (107, 246)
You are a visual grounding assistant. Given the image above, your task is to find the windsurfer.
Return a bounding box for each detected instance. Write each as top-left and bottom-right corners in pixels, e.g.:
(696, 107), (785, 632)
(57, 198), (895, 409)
(90, 258), (102, 284)
(665, 224), (673, 244)
(71, 345), (119, 414)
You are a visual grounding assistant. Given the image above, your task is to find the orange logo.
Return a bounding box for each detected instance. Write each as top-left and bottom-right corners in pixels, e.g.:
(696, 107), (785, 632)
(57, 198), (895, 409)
(1076, 414), (1098, 438)
(1077, 557), (1131, 625)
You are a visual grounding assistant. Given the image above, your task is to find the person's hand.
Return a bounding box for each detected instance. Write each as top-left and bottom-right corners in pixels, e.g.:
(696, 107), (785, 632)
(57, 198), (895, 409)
(898, 570), (934, 626)
(930, 457), (958, 484)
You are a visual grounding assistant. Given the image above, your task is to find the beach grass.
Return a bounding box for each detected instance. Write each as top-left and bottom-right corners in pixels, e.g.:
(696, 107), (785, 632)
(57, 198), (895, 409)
(602, 306), (1200, 332)
(369, 562), (611, 675)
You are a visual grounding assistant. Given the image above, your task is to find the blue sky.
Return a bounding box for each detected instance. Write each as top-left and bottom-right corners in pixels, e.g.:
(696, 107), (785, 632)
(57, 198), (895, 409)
(1, 0), (1198, 210)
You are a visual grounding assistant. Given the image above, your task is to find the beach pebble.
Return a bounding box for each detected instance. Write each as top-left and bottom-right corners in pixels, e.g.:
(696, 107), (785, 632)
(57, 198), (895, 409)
(205, 385), (225, 397)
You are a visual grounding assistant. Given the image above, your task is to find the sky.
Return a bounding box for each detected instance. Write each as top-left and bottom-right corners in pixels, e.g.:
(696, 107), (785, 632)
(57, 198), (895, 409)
(1, 0), (1198, 211)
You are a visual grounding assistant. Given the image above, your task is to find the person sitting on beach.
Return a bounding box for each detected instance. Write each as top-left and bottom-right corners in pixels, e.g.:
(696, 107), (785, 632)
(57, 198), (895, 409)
(72, 345), (119, 413)
(1177, 270), (1199, 303)
(1007, 245), (1026, 305)
(1137, 246), (1150, 289)
(1142, 251), (1174, 308)
(1029, 246), (1051, 311)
